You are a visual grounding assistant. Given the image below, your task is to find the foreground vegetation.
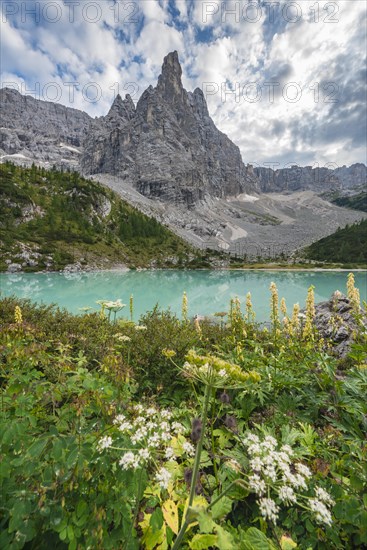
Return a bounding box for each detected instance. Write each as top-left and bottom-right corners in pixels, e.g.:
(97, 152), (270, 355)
(1, 275), (366, 549)
(0, 163), (220, 271)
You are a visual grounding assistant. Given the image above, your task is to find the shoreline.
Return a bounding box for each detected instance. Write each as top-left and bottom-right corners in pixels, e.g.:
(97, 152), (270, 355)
(1, 266), (367, 275)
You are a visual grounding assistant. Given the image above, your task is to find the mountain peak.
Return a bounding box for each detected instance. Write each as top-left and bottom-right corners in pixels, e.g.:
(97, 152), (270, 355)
(107, 93), (135, 120)
(157, 50), (183, 99)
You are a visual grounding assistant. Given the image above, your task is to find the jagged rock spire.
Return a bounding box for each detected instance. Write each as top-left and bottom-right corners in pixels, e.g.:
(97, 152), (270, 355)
(156, 50), (184, 100)
(107, 93), (135, 120)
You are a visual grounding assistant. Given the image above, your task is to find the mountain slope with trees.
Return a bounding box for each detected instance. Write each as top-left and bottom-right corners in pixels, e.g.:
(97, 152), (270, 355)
(304, 219), (367, 264)
(0, 163), (208, 271)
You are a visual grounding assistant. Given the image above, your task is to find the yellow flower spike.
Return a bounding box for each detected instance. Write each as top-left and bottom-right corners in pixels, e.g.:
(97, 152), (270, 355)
(182, 291), (188, 322)
(291, 303), (300, 333)
(245, 292), (256, 323)
(347, 272), (361, 314)
(280, 297), (287, 316)
(270, 282), (279, 330)
(194, 316), (202, 336)
(14, 305), (23, 325)
(303, 286), (315, 340)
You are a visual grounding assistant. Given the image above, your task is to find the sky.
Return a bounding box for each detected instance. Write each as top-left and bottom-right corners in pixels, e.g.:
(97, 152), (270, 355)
(1, 0), (366, 167)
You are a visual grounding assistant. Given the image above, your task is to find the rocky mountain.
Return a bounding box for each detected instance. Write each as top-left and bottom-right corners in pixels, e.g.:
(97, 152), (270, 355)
(81, 51), (259, 206)
(1, 52), (365, 205)
(255, 163), (366, 193)
(1, 52), (366, 255)
(0, 87), (91, 169)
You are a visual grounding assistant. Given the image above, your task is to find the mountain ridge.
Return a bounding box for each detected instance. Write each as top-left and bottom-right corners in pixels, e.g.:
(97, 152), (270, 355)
(1, 51), (365, 202)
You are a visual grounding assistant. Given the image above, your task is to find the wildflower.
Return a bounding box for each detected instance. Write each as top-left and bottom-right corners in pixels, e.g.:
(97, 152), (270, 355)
(247, 443), (262, 455)
(347, 272), (361, 313)
(263, 465), (277, 482)
(194, 316), (202, 335)
(220, 391), (230, 404)
(303, 285), (315, 339)
(250, 457), (263, 471)
(278, 486), (297, 504)
(118, 335), (131, 342)
(218, 369), (227, 377)
(104, 300), (126, 312)
(161, 410), (172, 419)
(113, 414), (126, 424)
(135, 324), (147, 331)
(162, 348), (176, 358)
(191, 418), (202, 443)
(280, 444), (294, 457)
(270, 282), (279, 330)
(14, 305), (23, 324)
(171, 421), (185, 433)
(117, 421), (133, 433)
(263, 435), (277, 449)
(182, 441), (195, 456)
(249, 474), (266, 495)
(119, 452), (138, 470)
(182, 291), (188, 322)
(165, 447), (175, 459)
(224, 414), (237, 431)
(295, 463), (312, 478)
(280, 297), (287, 316)
(315, 487), (335, 506)
(245, 292), (256, 323)
(146, 407), (157, 416)
(147, 434), (161, 448)
(156, 467), (172, 489)
(243, 433), (260, 445)
(309, 498), (333, 526)
(226, 459), (242, 472)
(130, 294), (134, 321)
(258, 498), (279, 523)
(138, 448), (150, 461)
(97, 435), (112, 451)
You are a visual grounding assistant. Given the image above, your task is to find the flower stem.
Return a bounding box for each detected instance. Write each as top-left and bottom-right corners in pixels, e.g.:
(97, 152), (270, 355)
(172, 383), (212, 550)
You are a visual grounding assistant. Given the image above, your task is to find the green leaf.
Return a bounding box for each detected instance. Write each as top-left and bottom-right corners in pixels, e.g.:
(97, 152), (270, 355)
(66, 447), (79, 468)
(210, 495), (232, 521)
(190, 534), (218, 549)
(150, 507), (163, 532)
(195, 509), (215, 533)
(241, 527), (272, 550)
(27, 437), (48, 458)
(214, 525), (235, 550)
(76, 500), (88, 518)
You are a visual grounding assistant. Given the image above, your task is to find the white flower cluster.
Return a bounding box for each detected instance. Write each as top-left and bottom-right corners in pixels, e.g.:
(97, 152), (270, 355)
(98, 404), (194, 490)
(155, 467), (172, 489)
(243, 432), (334, 526)
(309, 497), (334, 526)
(97, 435), (113, 451)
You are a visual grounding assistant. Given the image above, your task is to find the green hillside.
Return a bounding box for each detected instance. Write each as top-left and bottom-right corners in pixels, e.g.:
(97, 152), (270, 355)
(305, 219), (367, 263)
(331, 191), (367, 212)
(0, 163), (206, 271)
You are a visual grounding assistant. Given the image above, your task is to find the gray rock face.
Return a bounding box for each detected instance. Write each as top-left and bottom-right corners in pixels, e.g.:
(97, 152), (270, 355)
(311, 292), (367, 358)
(255, 164), (366, 193)
(0, 52), (365, 210)
(0, 87), (91, 168)
(81, 51), (260, 206)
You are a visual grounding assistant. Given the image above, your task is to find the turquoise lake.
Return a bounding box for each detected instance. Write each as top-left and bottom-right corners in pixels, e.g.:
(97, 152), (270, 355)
(1, 270), (366, 322)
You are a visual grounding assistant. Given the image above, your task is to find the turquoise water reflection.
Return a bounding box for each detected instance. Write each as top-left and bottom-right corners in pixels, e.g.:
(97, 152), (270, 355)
(0, 270), (366, 322)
